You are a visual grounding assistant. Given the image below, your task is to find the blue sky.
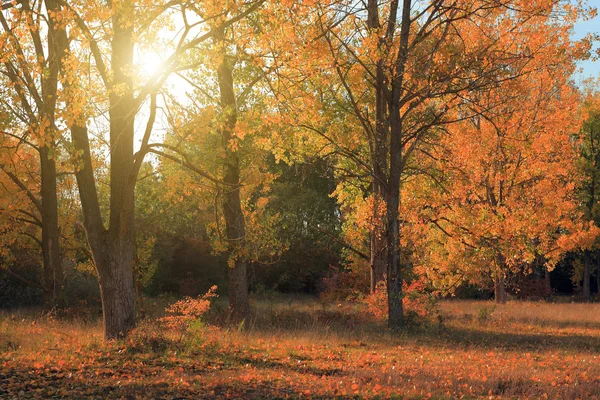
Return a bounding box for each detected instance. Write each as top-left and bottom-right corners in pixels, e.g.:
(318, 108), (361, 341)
(572, 0), (600, 84)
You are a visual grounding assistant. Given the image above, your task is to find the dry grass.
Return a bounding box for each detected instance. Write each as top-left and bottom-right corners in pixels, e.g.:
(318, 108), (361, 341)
(1, 297), (600, 399)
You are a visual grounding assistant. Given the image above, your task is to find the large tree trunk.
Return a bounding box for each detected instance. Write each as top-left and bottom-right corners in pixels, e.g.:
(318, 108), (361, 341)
(494, 275), (507, 304)
(217, 37), (250, 322)
(94, 238), (136, 339)
(65, 7), (137, 339)
(583, 250), (591, 301)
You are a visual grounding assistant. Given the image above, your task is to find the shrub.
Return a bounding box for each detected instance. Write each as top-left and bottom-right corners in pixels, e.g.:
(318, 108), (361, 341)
(362, 277), (438, 322)
(160, 285), (218, 340)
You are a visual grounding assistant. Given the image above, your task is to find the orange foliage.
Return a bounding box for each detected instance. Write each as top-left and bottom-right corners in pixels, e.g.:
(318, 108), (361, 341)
(160, 286), (218, 333)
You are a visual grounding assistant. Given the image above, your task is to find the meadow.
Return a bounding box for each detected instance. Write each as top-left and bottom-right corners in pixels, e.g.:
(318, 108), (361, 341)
(1, 297), (599, 399)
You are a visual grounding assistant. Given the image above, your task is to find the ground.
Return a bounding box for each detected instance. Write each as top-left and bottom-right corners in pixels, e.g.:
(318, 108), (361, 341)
(1, 297), (600, 399)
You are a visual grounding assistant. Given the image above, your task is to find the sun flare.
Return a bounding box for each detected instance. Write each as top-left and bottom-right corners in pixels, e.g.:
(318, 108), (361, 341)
(135, 48), (164, 77)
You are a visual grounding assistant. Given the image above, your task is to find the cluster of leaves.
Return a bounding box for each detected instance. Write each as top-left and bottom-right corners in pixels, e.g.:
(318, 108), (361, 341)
(363, 278), (438, 321)
(160, 285), (218, 336)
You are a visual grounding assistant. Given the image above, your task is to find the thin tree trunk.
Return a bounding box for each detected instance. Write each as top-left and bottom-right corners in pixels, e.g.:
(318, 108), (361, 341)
(583, 250), (591, 301)
(494, 254), (507, 304)
(38, 0), (64, 307)
(40, 147), (62, 307)
(367, 0), (388, 295)
(217, 34), (250, 322)
(544, 267), (552, 296)
(370, 184), (386, 293)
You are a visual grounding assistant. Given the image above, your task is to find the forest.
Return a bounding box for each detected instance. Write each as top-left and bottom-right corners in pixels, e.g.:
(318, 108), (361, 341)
(1, 0), (600, 398)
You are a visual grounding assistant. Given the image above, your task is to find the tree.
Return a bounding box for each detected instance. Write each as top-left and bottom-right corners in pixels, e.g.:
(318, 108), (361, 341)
(0, 0), (68, 306)
(143, 1), (286, 320)
(266, 0), (591, 325)
(408, 41), (598, 303)
(577, 88), (600, 300)
(54, 0), (265, 338)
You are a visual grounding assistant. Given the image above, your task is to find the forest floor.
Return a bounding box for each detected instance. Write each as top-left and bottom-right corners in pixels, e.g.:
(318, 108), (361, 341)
(1, 296), (600, 399)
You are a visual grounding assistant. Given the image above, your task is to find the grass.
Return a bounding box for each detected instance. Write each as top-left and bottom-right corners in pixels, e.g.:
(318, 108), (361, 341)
(1, 297), (600, 399)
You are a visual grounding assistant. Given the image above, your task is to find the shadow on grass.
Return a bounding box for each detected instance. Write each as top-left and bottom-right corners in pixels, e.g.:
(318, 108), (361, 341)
(427, 324), (600, 353)
(208, 297), (600, 354)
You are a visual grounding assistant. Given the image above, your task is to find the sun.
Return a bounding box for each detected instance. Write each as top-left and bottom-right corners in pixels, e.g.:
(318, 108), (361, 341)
(135, 47), (164, 78)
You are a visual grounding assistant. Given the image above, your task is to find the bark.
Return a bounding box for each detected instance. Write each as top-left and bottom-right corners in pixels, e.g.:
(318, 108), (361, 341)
(94, 237), (136, 339)
(63, 8), (138, 339)
(544, 267), (552, 296)
(494, 275), (507, 304)
(217, 35), (250, 322)
(40, 147), (62, 307)
(367, 0), (388, 294)
(386, 0), (412, 329)
(39, 0), (65, 307)
(583, 250), (591, 301)
(370, 184), (386, 293)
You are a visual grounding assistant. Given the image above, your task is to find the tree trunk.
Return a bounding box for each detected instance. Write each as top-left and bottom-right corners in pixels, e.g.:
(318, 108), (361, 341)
(367, 0), (388, 295)
(39, 0), (64, 307)
(64, 7), (138, 339)
(386, 215), (403, 327)
(217, 35), (250, 322)
(583, 250), (591, 301)
(544, 267), (552, 296)
(370, 184), (386, 293)
(95, 239), (136, 339)
(494, 275), (507, 304)
(40, 147), (62, 307)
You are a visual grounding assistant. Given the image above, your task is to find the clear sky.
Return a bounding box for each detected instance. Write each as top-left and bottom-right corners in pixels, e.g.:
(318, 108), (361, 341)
(572, 0), (600, 84)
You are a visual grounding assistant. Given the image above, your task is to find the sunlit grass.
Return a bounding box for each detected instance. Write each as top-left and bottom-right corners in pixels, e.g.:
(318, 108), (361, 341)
(1, 298), (600, 399)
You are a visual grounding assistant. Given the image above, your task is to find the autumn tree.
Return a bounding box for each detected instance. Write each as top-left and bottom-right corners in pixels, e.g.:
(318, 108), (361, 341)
(263, 0), (594, 325)
(0, 0), (71, 306)
(142, 1), (291, 321)
(577, 88), (600, 300)
(407, 22), (599, 303)
(43, 0), (266, 339)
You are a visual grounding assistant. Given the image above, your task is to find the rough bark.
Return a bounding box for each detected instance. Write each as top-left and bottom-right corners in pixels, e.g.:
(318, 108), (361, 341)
(94, 237), (136, 339)
(216, 36), (250, 322)
(39, 0), (64, 307)
(385, 0), (412, 329)
(494, 275), (507, 304)
(40, 147), (62, 306)
(63, 8), (138, 339)
(367, 0), (388, 294)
